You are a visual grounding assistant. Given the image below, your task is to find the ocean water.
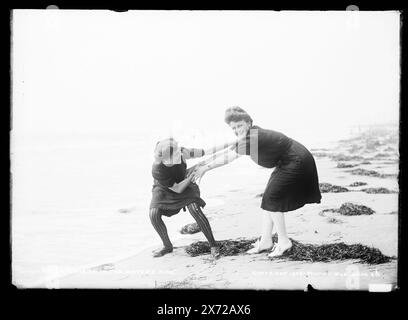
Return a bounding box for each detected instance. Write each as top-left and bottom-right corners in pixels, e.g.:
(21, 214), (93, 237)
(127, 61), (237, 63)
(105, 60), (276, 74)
(10, 125), (367, 287)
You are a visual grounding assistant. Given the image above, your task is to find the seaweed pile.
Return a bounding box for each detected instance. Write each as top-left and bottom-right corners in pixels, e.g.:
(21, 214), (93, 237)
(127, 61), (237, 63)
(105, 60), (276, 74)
(330, 154), (364, 162)
(282, 239), (393, 264)
(337, 163), (358, 168)
(185, 237), (393, 264)
(338, 202), (375, 216)
(360, 160), (371, 165)
(319, 208), (338, 216)
(319, 183), (349, 193)
(185, 238), (260, 257)
(349, 181), (367, 187)
(180, 222), (201, 234)
(361, 187), (397, 194)
(347, 168), (393, 178)
(348, 168), (382, 177)
(255, 193), (264, 198)
(319, 203), (375, 216)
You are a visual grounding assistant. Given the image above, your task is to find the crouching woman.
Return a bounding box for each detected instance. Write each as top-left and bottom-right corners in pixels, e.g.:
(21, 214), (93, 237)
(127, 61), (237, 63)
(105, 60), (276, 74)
(149, 138), (220, 258)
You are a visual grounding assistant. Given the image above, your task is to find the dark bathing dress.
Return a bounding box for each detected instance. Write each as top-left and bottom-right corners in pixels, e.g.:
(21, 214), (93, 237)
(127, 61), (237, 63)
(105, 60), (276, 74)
(232, 125), (322, 212)
(150, 148), (206, 217)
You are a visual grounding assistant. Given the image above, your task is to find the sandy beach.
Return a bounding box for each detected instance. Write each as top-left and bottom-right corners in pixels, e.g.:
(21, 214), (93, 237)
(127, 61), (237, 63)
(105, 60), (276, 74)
(28, 125), (399, 290)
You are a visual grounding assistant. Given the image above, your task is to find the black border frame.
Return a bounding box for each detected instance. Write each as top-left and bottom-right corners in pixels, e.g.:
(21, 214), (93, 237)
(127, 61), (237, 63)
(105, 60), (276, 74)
(3, 1), (406, 316)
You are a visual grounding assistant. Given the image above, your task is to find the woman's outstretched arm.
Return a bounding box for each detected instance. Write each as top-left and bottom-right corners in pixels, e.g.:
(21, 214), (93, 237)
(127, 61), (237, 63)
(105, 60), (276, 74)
(190, 149), (241, 183)
(186, 145), (235, 176)
(203, 149), (240, 171)
(182, 140), (238, 160)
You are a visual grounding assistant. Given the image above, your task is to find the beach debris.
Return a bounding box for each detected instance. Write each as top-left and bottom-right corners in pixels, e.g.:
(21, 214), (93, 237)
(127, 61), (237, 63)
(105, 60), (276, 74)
(319, 208), (338, 216)
(339, 128), (396, 146)
(336, 163), (358, 168)
(361, 187), (397, 194)
(90, 263), (115, 271)
(374, 153), (391, 158)
(255, 193), (264, 198)
(380, 160), (399, 164)
(118, 207), (135, 214)
(347, 168), (394, 178)
(384, 146), (395, 152)
(180, 222), (201, 234)
(311, 148), (331, 152)
(312, 153), (329, 158)
(330, 154), (364, 162)
(185, 236), (393, 264)
(326, 217), (343, 224)
(349, 181), (367, 187)
(338, 136), (363, 144)
(159, 279), (198, 289)
(360, 160), (371, 165)
(319, 183), (349, 193)
(338, 202), (375, 216)
(348, 168), (381, 177)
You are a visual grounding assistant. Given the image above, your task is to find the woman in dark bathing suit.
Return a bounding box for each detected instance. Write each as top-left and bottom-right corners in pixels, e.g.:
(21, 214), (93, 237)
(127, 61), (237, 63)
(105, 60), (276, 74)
(190, 107), (322, 257)
(150, 138), (230, 258)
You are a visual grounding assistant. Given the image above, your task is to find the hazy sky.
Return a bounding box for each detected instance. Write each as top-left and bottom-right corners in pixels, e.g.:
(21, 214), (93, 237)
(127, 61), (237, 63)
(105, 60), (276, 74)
(12, 10), (400, 138)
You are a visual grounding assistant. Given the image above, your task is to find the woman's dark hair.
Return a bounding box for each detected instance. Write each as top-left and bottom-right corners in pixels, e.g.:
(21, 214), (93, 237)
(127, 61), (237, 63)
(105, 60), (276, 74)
(224, 106), (253, 125)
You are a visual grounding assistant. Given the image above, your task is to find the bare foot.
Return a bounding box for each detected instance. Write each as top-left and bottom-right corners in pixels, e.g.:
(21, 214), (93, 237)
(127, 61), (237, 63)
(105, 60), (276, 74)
(247, 240), (274, 254)
(267, 240), (292, 258)
(152, 246), (173, 257)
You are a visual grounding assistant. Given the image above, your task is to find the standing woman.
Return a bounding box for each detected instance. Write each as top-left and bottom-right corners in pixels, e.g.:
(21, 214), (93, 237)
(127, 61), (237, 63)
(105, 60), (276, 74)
(191, 107), (322, 257)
